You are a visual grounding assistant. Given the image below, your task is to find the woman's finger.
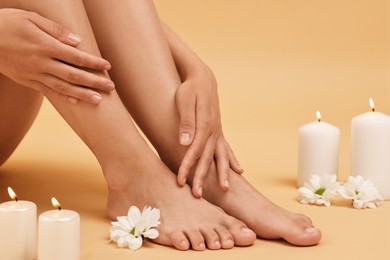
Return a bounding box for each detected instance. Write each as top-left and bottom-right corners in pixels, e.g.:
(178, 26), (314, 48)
(52, 42), (111, 71)
(38, 74), (102, 104)
(177, 129), (210, 187)
(191, 137), (217, 197)
(226, 142), (244, 174)
(45, 59), (114, 92)
(29, 12), (111, 71)
(215, 140), (231, 190)
(176, 86), (196, 146)
(28, 11), (82, 46)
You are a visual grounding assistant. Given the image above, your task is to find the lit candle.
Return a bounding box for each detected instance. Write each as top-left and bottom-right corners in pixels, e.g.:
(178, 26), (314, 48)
(298, 111), (340, 187)
(38, 197), (80, 260)
(351, 98), (390, 199)
(0, 187), (37, 260)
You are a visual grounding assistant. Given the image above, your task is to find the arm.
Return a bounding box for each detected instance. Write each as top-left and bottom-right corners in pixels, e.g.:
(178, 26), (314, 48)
(161, 21), (243, 196)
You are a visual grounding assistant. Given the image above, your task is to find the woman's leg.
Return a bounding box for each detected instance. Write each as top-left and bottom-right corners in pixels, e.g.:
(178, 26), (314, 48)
(0, 0), (256, 250)
(0, 75), (43, 165)
(83, 0), (321, 246)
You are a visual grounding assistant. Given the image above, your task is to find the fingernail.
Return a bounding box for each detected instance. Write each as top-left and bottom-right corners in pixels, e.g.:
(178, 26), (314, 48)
(224, 179), (230, 188)
(198, 187), (203, 197)
(104, 63), (111, 70)
(305, 227), (319, 234)
(106, 82), (115, 91)
(242, 228), (253, 233)
(68, 33), (81, 44)
(67, 97), (78, 104)
(181, 177), (187, 186)
(180, 132), (191, 145)
(90, 94), (102, 104)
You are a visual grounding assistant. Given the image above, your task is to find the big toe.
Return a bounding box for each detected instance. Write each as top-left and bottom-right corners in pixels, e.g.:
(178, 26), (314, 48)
(284, 225), (322, 246)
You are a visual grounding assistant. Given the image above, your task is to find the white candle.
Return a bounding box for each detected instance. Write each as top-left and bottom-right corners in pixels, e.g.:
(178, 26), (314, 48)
(298, 111), (340, 187)
(38, 197), (80, 260)
(0, 187), (37, 260)
(351, 98), (390, 199)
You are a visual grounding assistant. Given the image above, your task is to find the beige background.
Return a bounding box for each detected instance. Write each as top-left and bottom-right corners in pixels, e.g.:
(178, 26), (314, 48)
(1, 0), (390, 259)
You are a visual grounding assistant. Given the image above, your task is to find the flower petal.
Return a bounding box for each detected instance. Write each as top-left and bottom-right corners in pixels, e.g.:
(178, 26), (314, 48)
(117, 216), (131, 231)
(143, 228), (159, 239)
(117, 235), (130, 248)
(128, 206), (141, 228)
(110, 229), (129, 242)
(128, 236), (143, 251)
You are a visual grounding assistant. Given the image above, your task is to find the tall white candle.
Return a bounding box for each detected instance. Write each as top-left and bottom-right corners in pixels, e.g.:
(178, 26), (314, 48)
(298, 111), (340, 187)
(351, 98), (390, 199)
(0, 187), (37, 260)
(38, 197), (80, 260)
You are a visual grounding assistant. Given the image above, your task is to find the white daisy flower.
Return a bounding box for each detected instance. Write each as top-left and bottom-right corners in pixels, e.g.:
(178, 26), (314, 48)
(339, 175), (383, 209)
(110, 206), (160, 250)
(298, 174), (340, 207)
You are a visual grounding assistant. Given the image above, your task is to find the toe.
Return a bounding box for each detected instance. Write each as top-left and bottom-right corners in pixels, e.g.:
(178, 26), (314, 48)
(186, 230), (206, 251)
(200, 227), (221, 250)
(225, 217), (256, 246)
(215, 225), (234, 249)
(170, 231), (190, 251)
(284, 223), (322, 246)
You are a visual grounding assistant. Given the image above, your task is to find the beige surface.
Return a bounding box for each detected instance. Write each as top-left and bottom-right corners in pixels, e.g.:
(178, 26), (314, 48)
(1, 0), (390, 259)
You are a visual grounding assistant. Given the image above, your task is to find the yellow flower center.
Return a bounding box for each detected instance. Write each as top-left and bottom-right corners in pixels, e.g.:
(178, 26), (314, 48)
(315, 188), (325, 196)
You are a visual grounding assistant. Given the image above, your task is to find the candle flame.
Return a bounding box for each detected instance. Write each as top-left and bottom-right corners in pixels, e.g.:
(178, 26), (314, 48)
(7, 187), (18, 201)
(369, 98), (375, 112)
(51, 197), (61, 210)
(316, 111), (321, 122)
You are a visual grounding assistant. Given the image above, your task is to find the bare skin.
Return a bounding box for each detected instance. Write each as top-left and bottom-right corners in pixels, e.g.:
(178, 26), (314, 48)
(82, 0), (322, 246)
(0, 0), (256, 251)
(0, 0), (321, 251)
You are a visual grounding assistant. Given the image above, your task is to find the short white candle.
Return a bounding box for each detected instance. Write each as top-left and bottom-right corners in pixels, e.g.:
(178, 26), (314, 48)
(298, 111), (340, 187)
(351, 98), (390, 199)
(0, 187), (37, 260)
(38, 197), (80, 260)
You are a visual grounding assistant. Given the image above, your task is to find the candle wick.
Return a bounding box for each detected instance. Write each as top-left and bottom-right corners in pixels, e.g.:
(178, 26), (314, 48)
(58, 206), (62, 211)
(15, 197), (18, 202)
(318, 118), (321, 123)
(372, 107), (375, 112)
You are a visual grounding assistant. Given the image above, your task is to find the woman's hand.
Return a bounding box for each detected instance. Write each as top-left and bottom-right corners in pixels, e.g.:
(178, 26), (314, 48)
(0, 8), (114, 104)
(176, 67), (244, 197)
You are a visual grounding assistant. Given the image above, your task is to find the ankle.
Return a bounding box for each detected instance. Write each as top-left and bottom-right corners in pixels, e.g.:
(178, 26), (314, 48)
(103, 166), (133, 192)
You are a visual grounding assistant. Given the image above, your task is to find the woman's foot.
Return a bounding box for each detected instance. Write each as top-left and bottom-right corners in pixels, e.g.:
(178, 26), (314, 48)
(161, 151), (321, 246)
(103, 149), (256, 251)
(200, 164), (322, 246)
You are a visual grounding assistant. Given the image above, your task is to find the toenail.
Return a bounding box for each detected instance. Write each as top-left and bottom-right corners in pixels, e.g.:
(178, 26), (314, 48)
(305, 227), (319, 234)
(214, 240), (221, 247)
(198, 242), (205, 249)
(226, 238), (234, 245)
(180, 240), (189, 248)
(198, 187), (203, 197)
(241, 227), (253, 233)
